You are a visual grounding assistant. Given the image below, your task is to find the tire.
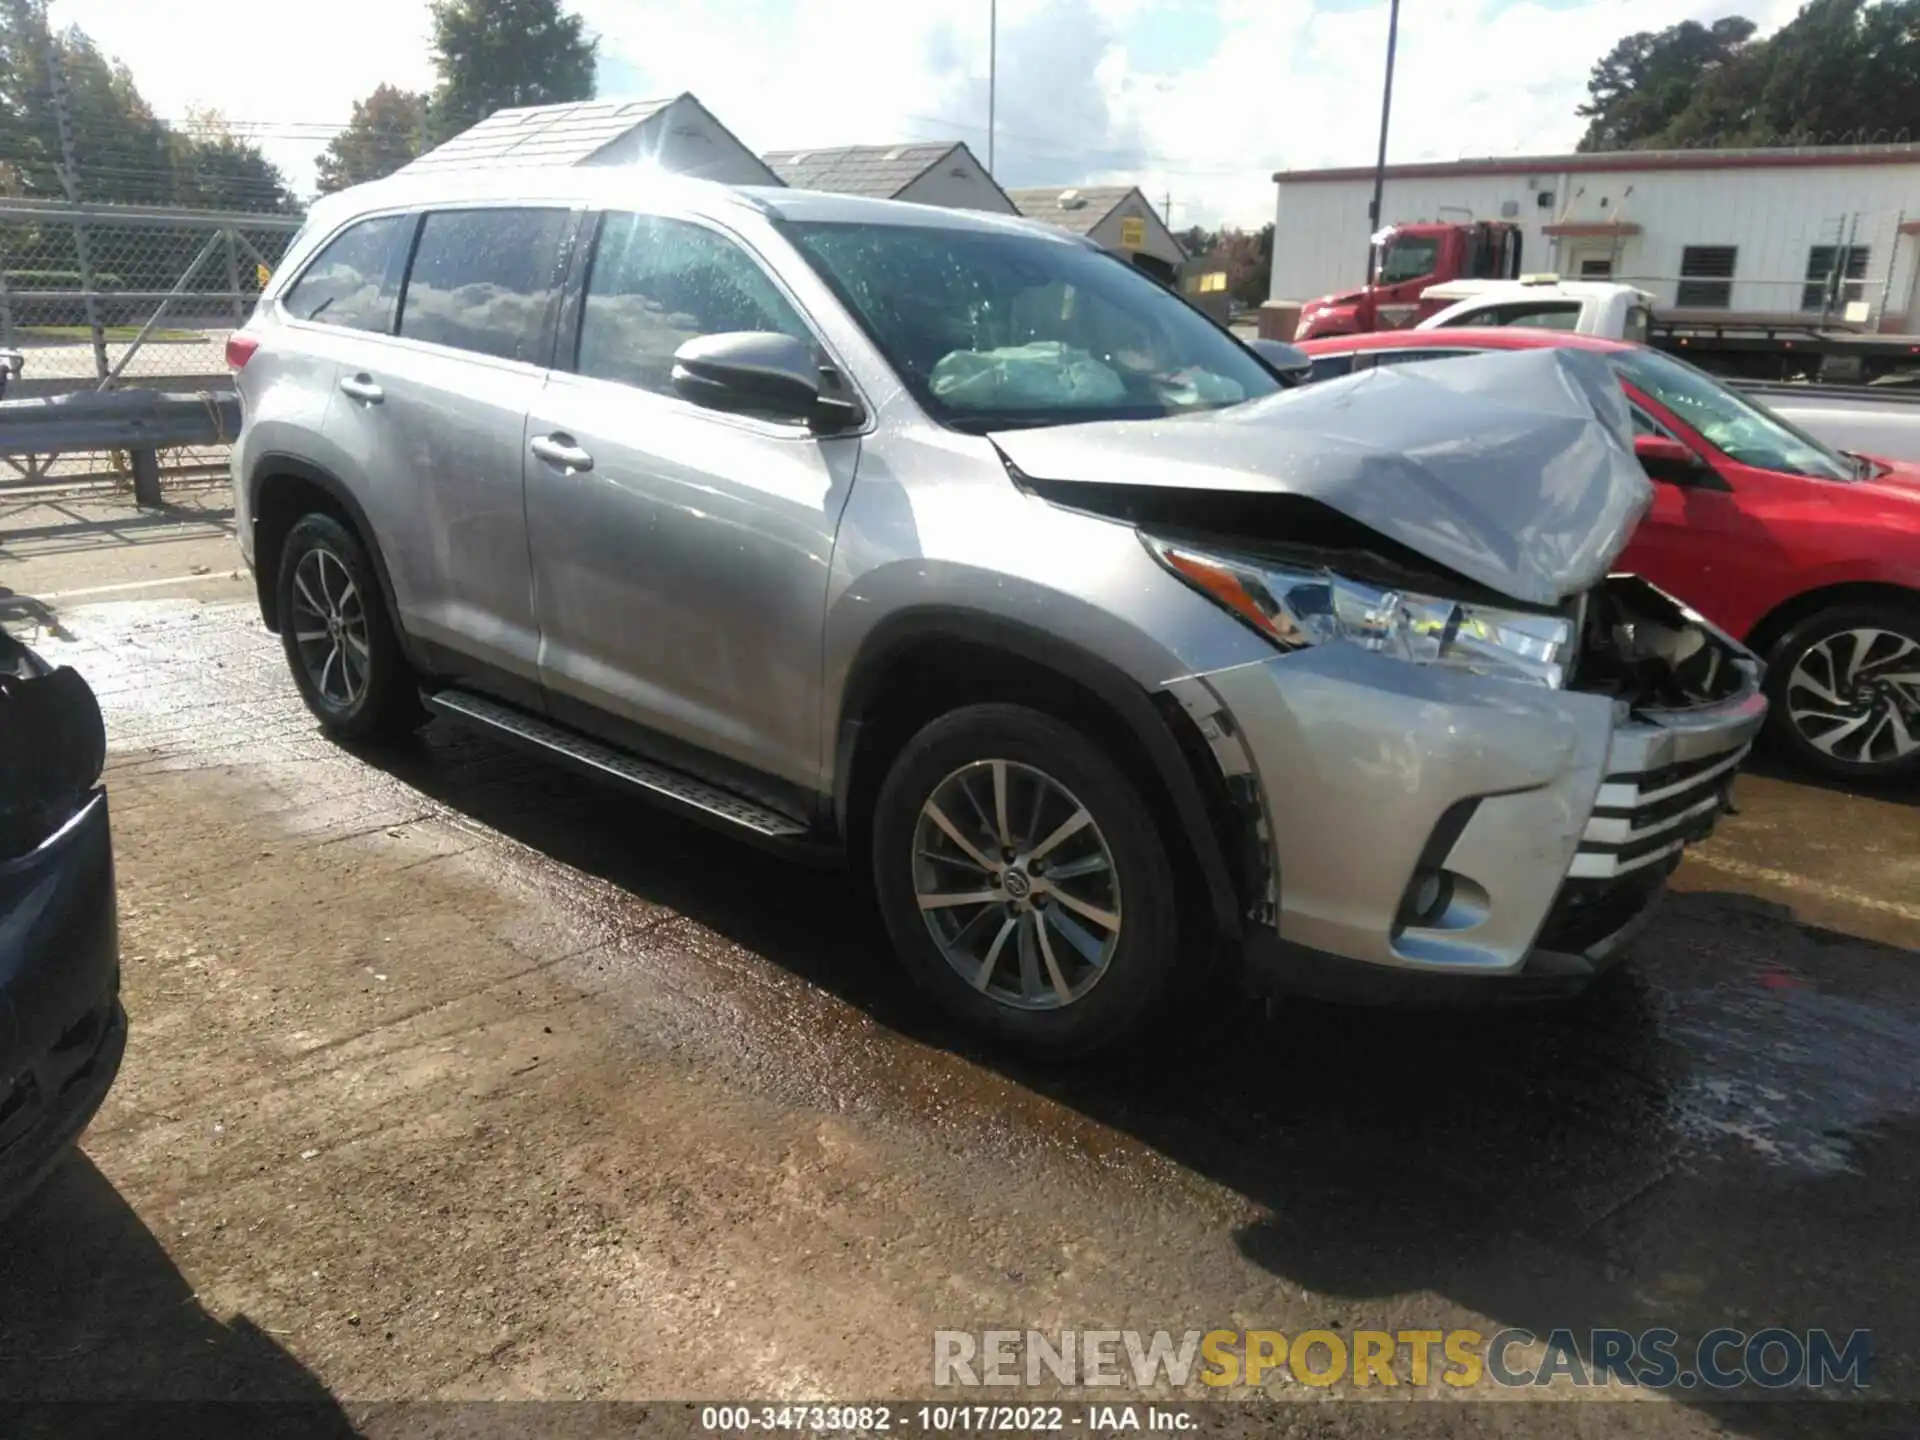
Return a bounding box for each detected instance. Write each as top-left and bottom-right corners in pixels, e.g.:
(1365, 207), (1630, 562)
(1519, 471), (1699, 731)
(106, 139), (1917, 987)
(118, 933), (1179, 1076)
(1763, 600), (1920, 785)
(870, 703), (1183, 1058)
(275, 512), (424, 743)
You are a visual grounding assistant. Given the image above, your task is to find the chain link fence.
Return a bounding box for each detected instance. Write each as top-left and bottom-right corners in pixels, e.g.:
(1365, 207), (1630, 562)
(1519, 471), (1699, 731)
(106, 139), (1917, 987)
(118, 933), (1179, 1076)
(0, 199), (304, 489)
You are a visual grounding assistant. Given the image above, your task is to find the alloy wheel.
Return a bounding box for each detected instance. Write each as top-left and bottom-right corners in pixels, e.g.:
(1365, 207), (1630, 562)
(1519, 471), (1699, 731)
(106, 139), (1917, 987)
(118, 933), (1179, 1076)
(1785, 627), (1920, 766)
(911, 759), (1123, 1011)
(288, 546), (371, 710)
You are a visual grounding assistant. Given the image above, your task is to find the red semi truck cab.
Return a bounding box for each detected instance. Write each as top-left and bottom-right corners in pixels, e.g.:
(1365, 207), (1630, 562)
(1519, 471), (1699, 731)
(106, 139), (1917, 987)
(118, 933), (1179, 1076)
(1292, 220), (1525, 340)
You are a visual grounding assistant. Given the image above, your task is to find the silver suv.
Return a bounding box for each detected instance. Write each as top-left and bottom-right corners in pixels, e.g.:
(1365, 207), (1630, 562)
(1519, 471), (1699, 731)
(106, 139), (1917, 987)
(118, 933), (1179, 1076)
(229, 168), (1766, 1056)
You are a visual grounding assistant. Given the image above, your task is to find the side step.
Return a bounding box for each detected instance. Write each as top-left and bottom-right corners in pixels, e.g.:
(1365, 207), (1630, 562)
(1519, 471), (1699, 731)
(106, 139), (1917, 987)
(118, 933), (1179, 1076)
(422, 689), (811, 841)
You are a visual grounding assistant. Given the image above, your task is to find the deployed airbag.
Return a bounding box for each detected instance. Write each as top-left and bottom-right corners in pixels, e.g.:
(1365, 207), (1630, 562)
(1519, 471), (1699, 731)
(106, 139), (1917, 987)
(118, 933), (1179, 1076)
(931, 342), (1125, 409)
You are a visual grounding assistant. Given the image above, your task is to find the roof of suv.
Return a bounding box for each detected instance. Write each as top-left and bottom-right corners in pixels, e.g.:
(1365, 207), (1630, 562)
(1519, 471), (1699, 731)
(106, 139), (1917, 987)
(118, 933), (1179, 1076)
(305, 166), (1071, 243)
(1297, 328), (1636, 356)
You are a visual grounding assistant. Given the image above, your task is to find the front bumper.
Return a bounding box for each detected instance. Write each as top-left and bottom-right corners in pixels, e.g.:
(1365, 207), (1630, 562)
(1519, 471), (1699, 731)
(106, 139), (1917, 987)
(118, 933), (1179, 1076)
(0, 789), (124, 1213)
(1168, 635), (1765, 997)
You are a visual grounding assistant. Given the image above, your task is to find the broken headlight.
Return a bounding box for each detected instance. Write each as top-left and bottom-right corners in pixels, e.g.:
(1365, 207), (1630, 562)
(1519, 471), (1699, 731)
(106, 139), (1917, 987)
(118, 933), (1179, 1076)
(1146, 536), (1575, 688)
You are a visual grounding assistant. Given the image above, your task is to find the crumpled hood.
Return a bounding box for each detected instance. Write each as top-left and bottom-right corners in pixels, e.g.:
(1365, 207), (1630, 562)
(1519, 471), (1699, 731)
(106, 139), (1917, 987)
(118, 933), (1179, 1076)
(991, 348), (1653, 607)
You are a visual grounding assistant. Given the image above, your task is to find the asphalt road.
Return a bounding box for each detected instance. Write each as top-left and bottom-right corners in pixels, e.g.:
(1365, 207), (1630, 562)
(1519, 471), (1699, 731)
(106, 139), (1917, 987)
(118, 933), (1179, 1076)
(1, 494), (1915, 1437)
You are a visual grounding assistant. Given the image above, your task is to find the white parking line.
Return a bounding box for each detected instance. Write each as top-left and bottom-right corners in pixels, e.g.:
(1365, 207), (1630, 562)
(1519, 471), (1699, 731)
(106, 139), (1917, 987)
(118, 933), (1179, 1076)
(36, 571), (249, 601)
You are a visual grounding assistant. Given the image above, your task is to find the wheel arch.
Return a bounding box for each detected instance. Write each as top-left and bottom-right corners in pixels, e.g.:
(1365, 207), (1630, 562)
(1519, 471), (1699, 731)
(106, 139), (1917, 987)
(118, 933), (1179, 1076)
(247, 454), (416, 665)
(832, 607), (1248, 947)
(1744, 579), (1920, 662)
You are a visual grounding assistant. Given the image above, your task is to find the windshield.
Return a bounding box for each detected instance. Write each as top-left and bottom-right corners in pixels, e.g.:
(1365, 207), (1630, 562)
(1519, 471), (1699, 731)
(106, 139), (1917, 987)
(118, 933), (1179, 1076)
(781, 220), (1278, 432)
(1378, 236), (1439, 285)
(1610, 346), (1855, 482)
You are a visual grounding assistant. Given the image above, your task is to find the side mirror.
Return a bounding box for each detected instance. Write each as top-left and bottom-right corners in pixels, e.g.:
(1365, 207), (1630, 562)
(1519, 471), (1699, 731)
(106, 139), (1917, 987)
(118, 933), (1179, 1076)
(1249, 338), (1312, 385)
(1633, 433), (1706, 485)
(671, 331), (827, 424)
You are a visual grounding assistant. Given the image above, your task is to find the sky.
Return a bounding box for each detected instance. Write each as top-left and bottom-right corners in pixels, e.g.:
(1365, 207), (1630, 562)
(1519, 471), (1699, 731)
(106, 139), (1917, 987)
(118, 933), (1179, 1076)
(48, 0), (1807, 229)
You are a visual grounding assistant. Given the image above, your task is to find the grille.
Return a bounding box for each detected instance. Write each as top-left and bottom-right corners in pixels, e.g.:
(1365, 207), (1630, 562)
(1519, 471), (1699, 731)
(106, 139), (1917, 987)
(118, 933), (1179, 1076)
(1568, 738), (1749, 880)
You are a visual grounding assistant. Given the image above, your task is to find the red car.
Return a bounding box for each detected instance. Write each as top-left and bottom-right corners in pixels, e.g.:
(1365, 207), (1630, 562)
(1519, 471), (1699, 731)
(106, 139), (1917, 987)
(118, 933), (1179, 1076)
(1297, 328), (1920, 784)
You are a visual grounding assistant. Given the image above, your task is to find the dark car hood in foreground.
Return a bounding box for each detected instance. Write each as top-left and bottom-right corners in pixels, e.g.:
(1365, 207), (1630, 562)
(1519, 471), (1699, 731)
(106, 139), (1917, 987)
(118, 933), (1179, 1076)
(991, 348), (1652, 607)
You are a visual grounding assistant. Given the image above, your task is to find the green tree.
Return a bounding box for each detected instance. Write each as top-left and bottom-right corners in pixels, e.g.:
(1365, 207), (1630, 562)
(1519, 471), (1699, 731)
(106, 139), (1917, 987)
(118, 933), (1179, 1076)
(1742, 0), (1920, 142)
(171, 110), (296, 213)
(0, 1), (174, 203)
(1579, 0), (1920, 151)
(426, 0), (596, 146)
(1577, 16), (1758, 151)
(317, 84), (428, 193)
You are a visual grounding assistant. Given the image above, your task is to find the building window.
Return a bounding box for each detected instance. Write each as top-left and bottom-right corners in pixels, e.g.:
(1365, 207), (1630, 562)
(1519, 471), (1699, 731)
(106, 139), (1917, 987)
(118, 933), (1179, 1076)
(1676, 245), (1737, 309)
(1802, 245), (1870, 312)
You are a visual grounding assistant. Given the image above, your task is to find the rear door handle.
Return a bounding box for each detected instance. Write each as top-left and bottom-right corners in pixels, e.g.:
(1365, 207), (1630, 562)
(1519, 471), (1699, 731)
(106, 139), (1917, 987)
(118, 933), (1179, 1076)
(338, 374), (383, 404)
(530, 433), (594, 473)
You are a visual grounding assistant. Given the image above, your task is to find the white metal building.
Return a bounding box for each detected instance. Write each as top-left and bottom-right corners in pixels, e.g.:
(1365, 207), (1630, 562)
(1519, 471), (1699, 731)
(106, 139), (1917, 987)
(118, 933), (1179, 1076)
(403, 94), (781, 187)
(761, 143), (1015, 213)
(1269, 144), (1920, 331)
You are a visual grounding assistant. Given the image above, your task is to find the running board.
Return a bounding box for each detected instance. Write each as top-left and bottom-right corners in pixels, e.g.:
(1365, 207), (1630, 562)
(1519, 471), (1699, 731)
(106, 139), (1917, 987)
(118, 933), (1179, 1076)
(422, 689), (811, 841)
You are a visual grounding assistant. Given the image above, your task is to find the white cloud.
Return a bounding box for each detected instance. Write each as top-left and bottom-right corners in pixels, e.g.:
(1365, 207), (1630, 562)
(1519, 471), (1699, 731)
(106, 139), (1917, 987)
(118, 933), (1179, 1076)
(48, 0), (1807, 227)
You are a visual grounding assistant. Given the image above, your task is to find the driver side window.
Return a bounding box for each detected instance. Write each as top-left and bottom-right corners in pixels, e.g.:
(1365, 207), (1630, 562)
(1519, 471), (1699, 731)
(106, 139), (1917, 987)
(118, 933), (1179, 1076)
(577, 212), (812, 395)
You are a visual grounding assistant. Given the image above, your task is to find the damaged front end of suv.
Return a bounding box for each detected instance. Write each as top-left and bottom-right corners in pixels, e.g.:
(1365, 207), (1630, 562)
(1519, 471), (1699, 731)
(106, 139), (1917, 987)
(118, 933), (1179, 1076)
(993, 348), (1766, 999)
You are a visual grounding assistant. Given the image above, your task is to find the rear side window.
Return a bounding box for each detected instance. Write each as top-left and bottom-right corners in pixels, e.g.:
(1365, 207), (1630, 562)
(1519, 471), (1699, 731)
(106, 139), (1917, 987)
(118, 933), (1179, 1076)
(1478, 301), (1581, 331)
(577, 212), (811, 394)
(1371, 348), (1473, 367)
(397, 208), (571, 364)
(281, 215), (406, 332)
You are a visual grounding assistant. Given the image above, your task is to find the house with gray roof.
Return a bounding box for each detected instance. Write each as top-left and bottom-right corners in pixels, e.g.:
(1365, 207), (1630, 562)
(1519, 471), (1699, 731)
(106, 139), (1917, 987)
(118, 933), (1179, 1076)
(761, 142), (1015, 214)
(1007, 185), (1185, 279)
(403, 94), (780, 186)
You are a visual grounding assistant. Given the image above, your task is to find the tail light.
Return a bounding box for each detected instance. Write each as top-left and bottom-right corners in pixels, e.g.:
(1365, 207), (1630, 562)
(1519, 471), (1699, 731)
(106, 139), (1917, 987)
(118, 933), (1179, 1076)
(226, 333), (260, 370)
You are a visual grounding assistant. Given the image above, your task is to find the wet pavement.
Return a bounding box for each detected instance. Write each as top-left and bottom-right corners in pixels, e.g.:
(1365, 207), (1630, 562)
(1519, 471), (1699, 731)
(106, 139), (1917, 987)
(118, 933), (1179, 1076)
(1, 562), (1916, 1435)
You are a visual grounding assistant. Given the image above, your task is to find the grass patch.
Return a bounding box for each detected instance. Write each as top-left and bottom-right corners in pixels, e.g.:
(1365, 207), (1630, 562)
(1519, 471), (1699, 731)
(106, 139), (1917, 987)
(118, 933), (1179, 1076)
(17, 325), (202, 342)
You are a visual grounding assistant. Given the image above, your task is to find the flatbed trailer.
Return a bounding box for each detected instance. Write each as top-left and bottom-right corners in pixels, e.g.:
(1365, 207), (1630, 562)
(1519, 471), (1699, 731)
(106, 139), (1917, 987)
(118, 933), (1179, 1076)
(1654, 318), (1920, 385)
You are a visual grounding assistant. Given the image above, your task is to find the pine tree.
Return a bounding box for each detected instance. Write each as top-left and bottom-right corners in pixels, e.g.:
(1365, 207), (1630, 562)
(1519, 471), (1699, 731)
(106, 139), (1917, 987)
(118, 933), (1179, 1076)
(317, 84), (429, 192)
(426, 0), (596, 146)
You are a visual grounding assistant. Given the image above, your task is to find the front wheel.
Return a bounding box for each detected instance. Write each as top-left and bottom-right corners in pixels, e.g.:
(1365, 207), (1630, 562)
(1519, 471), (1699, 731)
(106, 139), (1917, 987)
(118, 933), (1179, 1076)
(870, 704), (1183, 1058)
(1765, 602), (1920, 784)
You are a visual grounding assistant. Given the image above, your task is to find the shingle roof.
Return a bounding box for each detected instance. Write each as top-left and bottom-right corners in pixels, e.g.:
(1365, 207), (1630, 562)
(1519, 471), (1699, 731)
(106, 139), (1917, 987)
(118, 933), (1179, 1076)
(761, 143), (960, 198)
(1006, 185), (1138, 235)
(407, 97), (680, 173)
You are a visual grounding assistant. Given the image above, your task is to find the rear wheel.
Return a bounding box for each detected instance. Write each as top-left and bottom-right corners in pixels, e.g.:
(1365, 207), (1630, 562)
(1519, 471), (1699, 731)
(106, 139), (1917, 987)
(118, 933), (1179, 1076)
(276, 512), (424, 743)
(1764, 601), (1920, 784)
(870, 704), (1182, 1057)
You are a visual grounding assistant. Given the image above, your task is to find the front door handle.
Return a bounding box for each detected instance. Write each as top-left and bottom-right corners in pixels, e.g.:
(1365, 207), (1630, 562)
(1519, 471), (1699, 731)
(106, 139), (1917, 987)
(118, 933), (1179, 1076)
(530, 433), (594, 473)
(338, 374), (383, 404)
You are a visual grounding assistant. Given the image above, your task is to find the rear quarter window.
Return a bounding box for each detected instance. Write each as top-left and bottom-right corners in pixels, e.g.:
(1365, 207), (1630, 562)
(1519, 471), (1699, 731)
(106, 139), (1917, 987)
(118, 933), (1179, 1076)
(281, 214), (409, 333)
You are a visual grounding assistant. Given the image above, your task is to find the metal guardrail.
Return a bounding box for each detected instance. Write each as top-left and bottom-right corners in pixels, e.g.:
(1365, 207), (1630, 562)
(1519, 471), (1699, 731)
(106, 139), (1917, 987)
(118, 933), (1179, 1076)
(0, 388), (239, 505)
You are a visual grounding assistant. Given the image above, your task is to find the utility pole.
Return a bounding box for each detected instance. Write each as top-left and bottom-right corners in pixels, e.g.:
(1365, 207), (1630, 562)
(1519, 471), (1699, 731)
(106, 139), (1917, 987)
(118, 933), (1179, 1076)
(1163, 191), (1173, 226)
(45, 36), (109, 381)
(987, 0), (997, 177)
(1365, 0), (1402, 286)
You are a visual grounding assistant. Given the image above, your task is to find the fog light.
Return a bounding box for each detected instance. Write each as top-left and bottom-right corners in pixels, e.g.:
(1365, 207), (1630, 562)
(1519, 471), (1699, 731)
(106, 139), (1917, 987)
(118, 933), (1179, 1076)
(1409, 869), (1453, 925)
